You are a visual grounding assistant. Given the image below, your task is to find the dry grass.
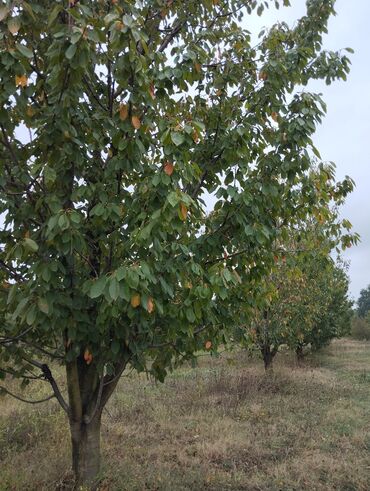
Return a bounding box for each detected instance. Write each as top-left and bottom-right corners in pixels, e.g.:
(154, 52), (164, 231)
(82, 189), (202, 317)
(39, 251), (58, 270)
(1, 339), (370, 490)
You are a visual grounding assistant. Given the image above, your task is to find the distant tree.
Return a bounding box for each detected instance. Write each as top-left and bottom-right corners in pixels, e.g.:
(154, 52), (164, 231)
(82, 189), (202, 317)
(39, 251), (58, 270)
(0, 0), (356, 486)
(357, 285), (370, 318)
(292, 259), (353, 361)
(351, 313), (370, 341)
(241, 221), (355, 371)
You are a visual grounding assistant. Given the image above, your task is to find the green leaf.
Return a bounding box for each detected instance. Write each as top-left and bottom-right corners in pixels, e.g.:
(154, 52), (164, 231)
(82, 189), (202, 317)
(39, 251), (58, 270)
(185, 307), (196, 323)
(109, 277), (120, 301)
(70, 30), (82, 45)
(65, 44), (77, 60)
(22, 2), (36, 21)
(89, 276), (107, 299)
(24, 238), (39, 252)
(7, 284), (17, 305)
(119, 282), (130, 301)
(48, 5), (63, 27)
(26, 305), (37, 325)
(167, 191), (179, 207)
(111, 339), (120, 355)
(126, 269), (139, 289)
(37, 298), (49, 314)
(116, 267), (126, 281)
(171, 132), (185, 146)
(16, 43), (33, 58)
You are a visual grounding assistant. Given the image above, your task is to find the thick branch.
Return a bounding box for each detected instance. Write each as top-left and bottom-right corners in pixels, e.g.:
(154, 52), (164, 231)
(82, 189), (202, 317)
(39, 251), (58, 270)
(41, 364), (70, 414)
(100, 354), (130, 408)
(159, 20), (184, 52)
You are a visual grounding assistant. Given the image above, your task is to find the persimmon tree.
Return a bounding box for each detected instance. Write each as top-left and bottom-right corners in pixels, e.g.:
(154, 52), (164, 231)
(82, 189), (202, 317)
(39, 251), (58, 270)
(0, 0), (355, 486)
(292, 258), (352, 360)
(242, 219), (355, 371)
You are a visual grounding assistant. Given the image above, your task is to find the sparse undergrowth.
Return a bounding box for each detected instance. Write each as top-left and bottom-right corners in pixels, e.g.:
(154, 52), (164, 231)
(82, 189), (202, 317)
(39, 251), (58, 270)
(1, 338), (369, 491)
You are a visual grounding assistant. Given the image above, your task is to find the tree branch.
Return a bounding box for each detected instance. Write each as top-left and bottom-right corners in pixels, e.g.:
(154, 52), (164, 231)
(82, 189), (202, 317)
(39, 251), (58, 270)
(41, 364), (70, 414)
(0, 326), (33, 345)
(159, 20), (184, 52)
(0, 385), (55, 404)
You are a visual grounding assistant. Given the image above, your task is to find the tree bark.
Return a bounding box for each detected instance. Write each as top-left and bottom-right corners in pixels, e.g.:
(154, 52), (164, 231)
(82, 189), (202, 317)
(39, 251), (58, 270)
(65, 351), (130, 488)
(70, 413), (102, 488)
(262, 346), (274, 372)
(296, 344), (305, 365)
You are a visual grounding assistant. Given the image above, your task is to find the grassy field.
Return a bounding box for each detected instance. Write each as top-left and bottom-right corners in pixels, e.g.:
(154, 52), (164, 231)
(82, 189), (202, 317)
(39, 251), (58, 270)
(1, 338), (369, 490)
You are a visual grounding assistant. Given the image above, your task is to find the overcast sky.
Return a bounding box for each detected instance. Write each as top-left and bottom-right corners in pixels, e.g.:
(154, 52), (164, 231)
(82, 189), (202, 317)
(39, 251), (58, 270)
(249, 0), (370, 301)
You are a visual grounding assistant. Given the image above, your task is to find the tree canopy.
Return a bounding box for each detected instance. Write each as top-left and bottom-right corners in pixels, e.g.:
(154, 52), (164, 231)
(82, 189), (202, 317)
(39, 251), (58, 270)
(0, 0), (357, 485)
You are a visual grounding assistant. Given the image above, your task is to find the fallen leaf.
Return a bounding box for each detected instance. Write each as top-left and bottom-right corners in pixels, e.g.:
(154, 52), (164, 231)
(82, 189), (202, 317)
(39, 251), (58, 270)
(205, 340), (212, 350)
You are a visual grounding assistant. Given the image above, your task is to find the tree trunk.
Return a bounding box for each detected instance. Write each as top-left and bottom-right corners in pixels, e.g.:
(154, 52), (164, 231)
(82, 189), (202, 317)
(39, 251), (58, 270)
(65, 351), (129, 489)
(296, 344), (305, 365)
(70, 414), (102, 489)
(262, 346), (274, 372)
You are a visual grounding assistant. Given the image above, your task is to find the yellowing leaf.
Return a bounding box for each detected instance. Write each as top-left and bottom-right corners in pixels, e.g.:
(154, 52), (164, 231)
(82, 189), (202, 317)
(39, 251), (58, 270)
(131, 115), (141, 129)
(131, 293), (141, 308)
(259, 71), (267, 81)
(26, 106), (35, 117)
(179, 203), (187, 221)
(119, 103), (128, 121)
(147, 297), (154, 313)
(164, 161), (174, 176)
(194, 62), (201, 73)
(15, 74), (28, 88)
(0, 6), (9, 22)
(149, 82), (155, 100)
(84, 348), (93, 365)
(271, 111), (278, 122)
(8, 17), (21, 35)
